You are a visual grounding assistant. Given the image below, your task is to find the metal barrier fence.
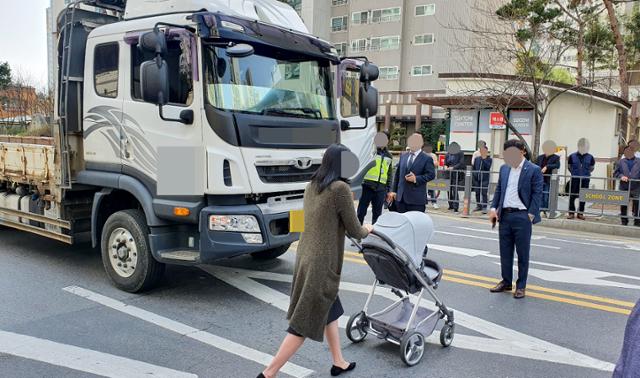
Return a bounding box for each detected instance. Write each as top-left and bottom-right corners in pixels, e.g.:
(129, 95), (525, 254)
(423, 168), (640, 226)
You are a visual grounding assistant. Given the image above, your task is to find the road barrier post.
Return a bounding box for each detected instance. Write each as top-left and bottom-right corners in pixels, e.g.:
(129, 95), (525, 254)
(549, 173), (559, 219)
(462, 166), (472, 217)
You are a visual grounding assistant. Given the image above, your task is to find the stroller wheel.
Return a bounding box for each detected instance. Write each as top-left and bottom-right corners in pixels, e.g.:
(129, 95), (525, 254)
(346, 312), (368, 343)
(440, 324), (455, 347)
(400, 331), (425, 366)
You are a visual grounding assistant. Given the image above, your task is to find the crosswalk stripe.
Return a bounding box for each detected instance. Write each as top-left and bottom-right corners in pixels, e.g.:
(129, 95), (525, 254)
(63, 286), (314, 378)
(0, 330), (197, 378)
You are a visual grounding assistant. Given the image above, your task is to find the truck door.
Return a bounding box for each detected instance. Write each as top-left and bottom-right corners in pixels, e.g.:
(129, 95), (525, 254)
(83, 40), (125, 171)
(337, 61), (377, 177)
(122, 31), (203, 196)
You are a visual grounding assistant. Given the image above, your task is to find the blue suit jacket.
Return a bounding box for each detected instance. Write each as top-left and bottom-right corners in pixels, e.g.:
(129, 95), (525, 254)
(491, 160), (544, 224)
(392, 152), (436, 205)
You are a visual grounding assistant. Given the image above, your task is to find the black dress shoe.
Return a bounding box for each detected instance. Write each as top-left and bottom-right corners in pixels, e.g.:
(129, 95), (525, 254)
(331, 362), (356, 376)
(489, 281), (513, 293)
(256, 374), (265, 378)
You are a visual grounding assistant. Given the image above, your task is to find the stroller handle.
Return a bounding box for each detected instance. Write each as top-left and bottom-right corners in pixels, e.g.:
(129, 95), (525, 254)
(347, 229), (396, 253)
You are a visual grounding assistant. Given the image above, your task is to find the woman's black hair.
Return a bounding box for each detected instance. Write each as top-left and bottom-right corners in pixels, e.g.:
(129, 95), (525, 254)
(311, 144), (350, 193)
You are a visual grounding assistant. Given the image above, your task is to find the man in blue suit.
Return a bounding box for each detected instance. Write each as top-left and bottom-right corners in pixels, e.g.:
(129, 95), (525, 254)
(488, 139), (543, 299)
(388, 133), (436, 213)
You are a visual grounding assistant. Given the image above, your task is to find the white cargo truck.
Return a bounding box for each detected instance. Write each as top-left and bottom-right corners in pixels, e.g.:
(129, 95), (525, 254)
(0, 0), (379, 292)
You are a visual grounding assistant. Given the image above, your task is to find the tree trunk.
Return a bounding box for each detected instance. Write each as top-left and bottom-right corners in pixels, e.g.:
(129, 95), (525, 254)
(603, 0), (629, 101)
(576, 20), (585, 86)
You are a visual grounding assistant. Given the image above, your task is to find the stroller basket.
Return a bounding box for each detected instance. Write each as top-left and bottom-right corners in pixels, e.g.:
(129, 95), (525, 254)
(368, 298), (440, 341)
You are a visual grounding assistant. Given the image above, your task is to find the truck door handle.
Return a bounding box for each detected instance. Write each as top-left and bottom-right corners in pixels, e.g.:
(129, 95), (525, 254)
(122, 137), (132, 159)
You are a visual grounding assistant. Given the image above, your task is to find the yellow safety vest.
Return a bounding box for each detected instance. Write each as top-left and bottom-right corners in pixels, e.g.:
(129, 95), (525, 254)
(364, 154), (392, 184)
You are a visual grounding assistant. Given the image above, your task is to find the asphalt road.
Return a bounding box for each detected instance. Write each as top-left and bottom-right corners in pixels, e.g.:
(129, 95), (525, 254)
(1, 210), (639, 378)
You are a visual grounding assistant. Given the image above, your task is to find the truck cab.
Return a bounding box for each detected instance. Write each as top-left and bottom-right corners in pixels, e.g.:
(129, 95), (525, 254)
(33, 0), (379, 292)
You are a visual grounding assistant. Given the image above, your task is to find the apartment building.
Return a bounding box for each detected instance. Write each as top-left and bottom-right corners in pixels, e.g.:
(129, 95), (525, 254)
(280, 0), (476, 134)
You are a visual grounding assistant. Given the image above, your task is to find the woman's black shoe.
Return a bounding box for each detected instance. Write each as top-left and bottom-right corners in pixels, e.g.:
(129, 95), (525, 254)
(330, 362), (356, 376)
(256, 373), (265, 378)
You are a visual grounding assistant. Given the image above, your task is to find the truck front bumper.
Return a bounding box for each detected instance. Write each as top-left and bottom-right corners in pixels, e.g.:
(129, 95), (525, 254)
(197, 204), (299, 262)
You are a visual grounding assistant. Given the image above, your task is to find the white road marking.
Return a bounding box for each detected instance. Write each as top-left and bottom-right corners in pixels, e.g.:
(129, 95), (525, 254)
(428, 244), (640, 290)
(456, 226), (639, 250)
(203, 266), (615, 372)
(63, 286), (314, 378)
(436, 231), (561, 250)
(0, 330), (197, 378)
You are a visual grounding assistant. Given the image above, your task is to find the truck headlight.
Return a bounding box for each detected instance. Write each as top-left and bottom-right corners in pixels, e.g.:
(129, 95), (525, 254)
(209, 215), (260, 233)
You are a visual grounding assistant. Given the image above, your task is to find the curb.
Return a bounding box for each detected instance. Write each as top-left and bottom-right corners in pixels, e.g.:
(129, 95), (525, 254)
(426, 209), (640, 238)
(539, 218), (640, 238)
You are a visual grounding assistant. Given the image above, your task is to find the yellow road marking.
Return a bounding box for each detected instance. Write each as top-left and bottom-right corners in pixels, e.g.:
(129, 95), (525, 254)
(341, 251), (632, 316)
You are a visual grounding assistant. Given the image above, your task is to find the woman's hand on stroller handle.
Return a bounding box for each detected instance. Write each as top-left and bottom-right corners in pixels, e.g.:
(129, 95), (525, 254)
(364, 224), (374, 233)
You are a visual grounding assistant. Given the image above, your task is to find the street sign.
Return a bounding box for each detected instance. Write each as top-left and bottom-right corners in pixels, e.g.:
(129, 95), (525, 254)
(579, 189), (630, 205)
(489, 112), (506, 130)
(428, 179), (450, 190)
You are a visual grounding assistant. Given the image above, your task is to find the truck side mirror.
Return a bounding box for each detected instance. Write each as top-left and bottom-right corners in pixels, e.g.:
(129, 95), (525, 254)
(359, 84), (378, 119)
(139, 30), (167, 56)
(140, 59), (169, 105)
(359, 62), (379, 83)
(226, 43), (254, 58)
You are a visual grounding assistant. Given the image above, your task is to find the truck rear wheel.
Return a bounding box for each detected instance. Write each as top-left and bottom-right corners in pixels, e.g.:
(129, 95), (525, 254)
(250, 244), (291, 260)
(101, 209), (165, 293)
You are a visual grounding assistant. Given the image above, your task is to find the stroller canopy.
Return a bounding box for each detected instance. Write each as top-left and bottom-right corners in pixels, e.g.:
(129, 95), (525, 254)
(372, 212), (435, 267)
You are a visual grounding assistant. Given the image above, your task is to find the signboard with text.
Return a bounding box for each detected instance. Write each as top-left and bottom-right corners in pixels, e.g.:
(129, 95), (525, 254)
(449, 109), (478, 151)
(489, 112), (506, 129)
(579, 189), (630, 205)
(427, 179), (451, 191)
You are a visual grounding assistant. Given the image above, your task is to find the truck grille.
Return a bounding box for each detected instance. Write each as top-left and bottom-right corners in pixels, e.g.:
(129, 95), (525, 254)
(256, 165), (320, 183)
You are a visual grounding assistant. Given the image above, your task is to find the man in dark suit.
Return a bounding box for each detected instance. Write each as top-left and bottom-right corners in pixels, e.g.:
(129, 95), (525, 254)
(388, 133), (435, 213)
(488, 139), (543, 299)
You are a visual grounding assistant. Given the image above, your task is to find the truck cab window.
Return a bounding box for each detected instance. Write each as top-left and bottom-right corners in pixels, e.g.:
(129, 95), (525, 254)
(131, 36), (193, 106)
(94, 43), (119, 98)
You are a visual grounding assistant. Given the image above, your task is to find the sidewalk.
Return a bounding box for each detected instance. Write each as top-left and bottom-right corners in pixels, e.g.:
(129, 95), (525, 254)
(426, 205), (640, 238)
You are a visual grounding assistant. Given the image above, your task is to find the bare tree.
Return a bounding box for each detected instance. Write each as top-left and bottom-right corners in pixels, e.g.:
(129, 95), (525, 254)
(0, 69), (54, 136)
(603, 0), (629, 101)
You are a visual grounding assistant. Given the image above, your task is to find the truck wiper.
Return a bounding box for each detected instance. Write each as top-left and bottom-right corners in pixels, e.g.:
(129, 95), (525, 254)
(262, 107), (321, 119)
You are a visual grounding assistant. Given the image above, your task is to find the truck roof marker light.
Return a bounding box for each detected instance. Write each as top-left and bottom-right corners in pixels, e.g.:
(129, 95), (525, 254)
(173, 207), (191, 217)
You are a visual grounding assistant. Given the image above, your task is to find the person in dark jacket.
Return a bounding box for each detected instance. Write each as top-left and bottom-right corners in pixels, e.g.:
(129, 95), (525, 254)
(473, 145), (492, 213)
(614, 145), (640, 226)
(536, 140), (561, 212)
(567, 138), (595, 220)
(444, 142), (466, 212)
(388, 134), (436, 213)
(613, 298), (640, 377)
(259, 145), (372, 378)
(357, 132), (393, 225)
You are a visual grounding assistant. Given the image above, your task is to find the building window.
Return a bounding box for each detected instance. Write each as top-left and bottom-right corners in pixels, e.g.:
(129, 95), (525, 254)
(379, 66), (399, 80)
(331, 16), (348, 32)
(350, 39), (367, 53)
(94, 43), (119, 98)
(279, 0), (301, 12)
(372, 7), (401, 23)
(352, 11), (369, 25)
(332, 0), (348, 5)
(369, 36), (400, 51)
(414, 33), (434, 45)
(334, 42), (348, 56)
(415, 4), (436, 16)
(352, 7), (401, 25)
(411, 65), (433, 76)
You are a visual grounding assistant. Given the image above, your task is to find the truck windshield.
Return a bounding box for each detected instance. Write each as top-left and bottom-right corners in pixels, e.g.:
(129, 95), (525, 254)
(203, 44), (335, 120)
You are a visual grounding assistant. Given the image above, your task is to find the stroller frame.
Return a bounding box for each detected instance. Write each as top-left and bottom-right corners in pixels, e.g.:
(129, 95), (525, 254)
(347, 231), (455, 366)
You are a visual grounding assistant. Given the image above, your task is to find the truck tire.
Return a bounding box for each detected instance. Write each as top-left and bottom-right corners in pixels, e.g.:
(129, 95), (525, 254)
(101, 209), (165, 293)
(250, 244), (291, 260)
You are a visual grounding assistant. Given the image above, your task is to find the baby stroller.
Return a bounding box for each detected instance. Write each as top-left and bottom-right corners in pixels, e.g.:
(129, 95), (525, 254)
(347, 211), (455, 366)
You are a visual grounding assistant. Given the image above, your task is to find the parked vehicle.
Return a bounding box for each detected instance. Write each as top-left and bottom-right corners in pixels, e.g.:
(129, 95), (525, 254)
(0, 0), (379, 292)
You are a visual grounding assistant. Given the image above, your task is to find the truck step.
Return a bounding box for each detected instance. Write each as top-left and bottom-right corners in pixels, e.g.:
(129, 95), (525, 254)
(158, 250), (200, 262)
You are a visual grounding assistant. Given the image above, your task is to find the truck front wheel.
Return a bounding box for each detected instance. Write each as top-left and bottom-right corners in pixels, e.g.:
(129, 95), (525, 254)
(250, 244), (291, 260)
(101, 209), (165, 293)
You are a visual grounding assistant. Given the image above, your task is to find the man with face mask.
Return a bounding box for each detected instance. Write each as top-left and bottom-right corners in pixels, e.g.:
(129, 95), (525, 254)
(444, 142), (466, 212)
(567, 138), (595, 220)
(388, 133), (436, 213)
(615, 145), (640, 226)
(488, 139), (543, 299)
(357, 132), (393, 225)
